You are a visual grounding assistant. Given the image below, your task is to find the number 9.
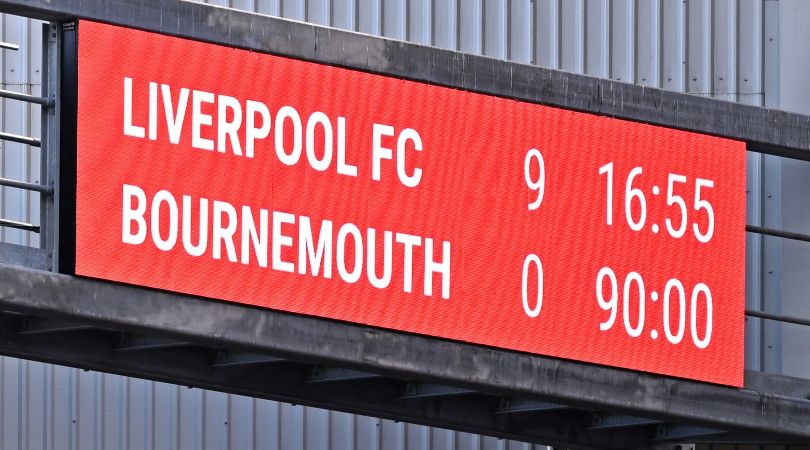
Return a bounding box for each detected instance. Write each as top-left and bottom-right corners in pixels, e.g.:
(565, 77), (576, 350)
(524, 148), (545, 210)
(596, 267), (618, 331)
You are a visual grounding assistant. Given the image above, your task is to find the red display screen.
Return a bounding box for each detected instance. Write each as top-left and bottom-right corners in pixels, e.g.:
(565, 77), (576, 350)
(75, 21), (746, 386)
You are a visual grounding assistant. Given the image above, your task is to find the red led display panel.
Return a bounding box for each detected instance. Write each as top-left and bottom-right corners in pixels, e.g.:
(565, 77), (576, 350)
(75, 21), (746, 386)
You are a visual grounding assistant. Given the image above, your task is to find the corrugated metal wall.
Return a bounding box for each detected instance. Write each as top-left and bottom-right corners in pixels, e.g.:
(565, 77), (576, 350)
(769, 0), (810, 379)
(195, 0), (767, 105)
(0, 0), (801, 448)
(0, 358), (544, 450)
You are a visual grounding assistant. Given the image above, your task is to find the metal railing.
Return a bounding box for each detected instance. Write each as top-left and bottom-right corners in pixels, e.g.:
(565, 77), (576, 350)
(0, 40), (47, 234)
(0, 22), (60, 271)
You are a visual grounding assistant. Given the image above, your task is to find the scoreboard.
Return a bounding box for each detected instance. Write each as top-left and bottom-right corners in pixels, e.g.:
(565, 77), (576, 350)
(75, 20), (746, 387)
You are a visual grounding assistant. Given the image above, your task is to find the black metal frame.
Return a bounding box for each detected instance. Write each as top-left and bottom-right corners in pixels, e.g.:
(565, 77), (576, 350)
(0, 0), (807, 447)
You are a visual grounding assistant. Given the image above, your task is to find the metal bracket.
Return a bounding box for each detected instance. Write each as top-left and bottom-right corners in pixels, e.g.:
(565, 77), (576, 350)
(401, 382), (474, 399)
(210, 350), (285, 367)
(308, 367), (381, 383)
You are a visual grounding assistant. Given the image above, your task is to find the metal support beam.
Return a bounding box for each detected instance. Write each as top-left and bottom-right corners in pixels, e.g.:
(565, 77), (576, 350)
(18, 317), (96, 335)
(210, 350), (285, 368)
(43, 21), (62, 273)
(589, 413), (661, 430)
(117, 334), (192, 352)
(401, 382), (475, 399)
(496, 398), (568, 414)
(0, 264), (807, 441)
(0, 324), (647, 450)
(654, 425), (724, 441)
(0, 243), (46, 270)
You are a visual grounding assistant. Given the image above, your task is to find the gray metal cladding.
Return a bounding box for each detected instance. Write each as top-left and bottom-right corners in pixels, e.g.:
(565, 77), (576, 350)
(0, 358), (548, 450)
(195, 0), (767, 106)
(0, 1), (778, 449)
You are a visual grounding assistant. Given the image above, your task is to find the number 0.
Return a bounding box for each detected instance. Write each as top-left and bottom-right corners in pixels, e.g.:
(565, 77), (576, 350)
(522, 254), (543, 317)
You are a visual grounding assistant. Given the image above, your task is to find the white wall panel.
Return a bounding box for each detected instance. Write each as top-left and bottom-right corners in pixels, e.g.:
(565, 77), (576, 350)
(483, 0), (507, 59)
(610, 0), (634, 83)
(459, 0), (483, 55)
(738, 0), (763, 106)
(559, 0), (584, 73)
(635, 0), (660, 87)
(509, 0), (532, 63)
(585, 0), (608, 77)
(408, 0), (432, 45)
(687, 0), (712, 95)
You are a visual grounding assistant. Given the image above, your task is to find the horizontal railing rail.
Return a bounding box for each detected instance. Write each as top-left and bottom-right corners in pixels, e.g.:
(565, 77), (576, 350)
(0, 37), (52, 240)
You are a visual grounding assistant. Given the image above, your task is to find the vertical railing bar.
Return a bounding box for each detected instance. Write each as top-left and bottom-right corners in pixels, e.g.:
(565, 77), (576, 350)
(39, 23), (50, 265)
(40, 22), (60, 272)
